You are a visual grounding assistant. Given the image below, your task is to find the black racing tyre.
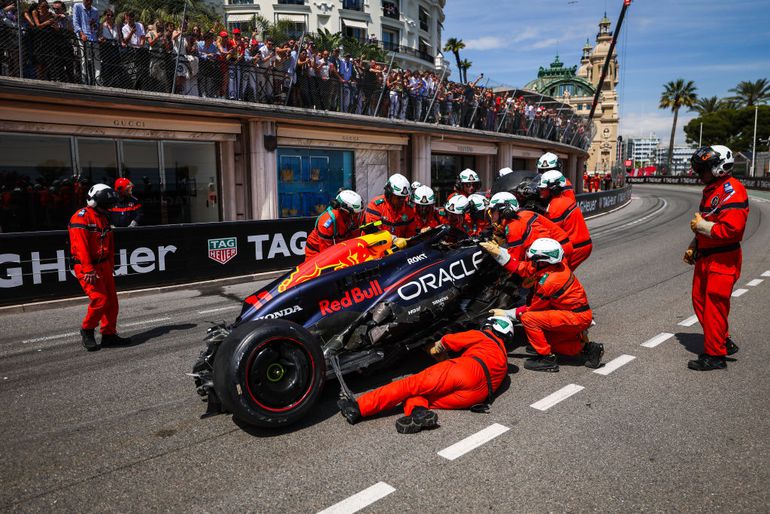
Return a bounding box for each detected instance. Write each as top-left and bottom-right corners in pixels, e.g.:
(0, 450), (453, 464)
(213, 319), (326, 428)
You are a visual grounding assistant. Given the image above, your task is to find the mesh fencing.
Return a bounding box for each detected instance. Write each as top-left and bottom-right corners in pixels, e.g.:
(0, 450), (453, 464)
(0, 21), (595, 151)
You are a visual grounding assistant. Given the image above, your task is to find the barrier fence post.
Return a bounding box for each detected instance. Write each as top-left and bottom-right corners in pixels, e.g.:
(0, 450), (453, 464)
(284, 32), (305, 106)
(469, 77), (489, 129)
(170, 0), (188, 95)
(423, 63), (447, 124)
(15, 0), (23, 77)
(373, 51), (395, 119)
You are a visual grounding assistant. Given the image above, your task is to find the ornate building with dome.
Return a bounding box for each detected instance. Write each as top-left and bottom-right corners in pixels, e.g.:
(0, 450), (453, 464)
(524, 14), (620, 173)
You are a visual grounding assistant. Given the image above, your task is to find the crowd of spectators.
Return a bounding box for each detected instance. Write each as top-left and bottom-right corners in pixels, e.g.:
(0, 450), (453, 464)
(0, 0), (593, 149)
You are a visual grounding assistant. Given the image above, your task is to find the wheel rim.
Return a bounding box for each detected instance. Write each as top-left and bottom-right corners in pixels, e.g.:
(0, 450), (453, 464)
(245, 337), (315, 413)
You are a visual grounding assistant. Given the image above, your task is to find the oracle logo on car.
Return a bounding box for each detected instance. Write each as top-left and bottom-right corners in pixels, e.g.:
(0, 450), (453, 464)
(397, 251), (484, 301)
(319, 280), (382, 316)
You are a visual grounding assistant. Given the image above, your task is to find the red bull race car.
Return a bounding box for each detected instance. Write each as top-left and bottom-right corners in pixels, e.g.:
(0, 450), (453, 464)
(191, 225), (520, 429)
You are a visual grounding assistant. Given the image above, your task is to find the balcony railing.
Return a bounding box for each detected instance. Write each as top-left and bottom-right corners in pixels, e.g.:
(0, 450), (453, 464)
(342, 0), (363, 11)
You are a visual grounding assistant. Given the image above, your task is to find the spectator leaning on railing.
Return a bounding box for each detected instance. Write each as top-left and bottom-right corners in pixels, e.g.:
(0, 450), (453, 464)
(72, 0), (98, 84)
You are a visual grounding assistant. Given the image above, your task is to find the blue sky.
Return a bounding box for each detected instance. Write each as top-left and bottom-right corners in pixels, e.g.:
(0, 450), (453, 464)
(442, 0), (770, 144)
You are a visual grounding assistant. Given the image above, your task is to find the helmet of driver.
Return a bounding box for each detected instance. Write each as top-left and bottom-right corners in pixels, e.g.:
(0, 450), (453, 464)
(691, 145), (734, 177)
(537, 152), (561, 172)
(385, 173), (411, 197)
(488, 191), (520, 218)
(445, 194), (470, 215)
(526, 237), (564, 265)
(87, 184), (119, 209)
(335, 189), (364, 214)
(467, 193), (489, 212)
(537, 170), (567, 191)
(114, 177), (134, 194)
(482, 316), (515, 339)
(412, 185), (436, 206)
(459, 169), (481, 184)
(498, 167), (514, 178)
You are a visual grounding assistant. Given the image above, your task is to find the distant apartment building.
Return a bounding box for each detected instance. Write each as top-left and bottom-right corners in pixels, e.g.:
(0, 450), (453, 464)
(657, 144), (696, 175)
(625, 135), (659, 166)
(223, 0), (446, 72)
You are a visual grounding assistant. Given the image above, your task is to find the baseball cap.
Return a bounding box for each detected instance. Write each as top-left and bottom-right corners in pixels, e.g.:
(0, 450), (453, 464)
(219, 30), (228, 38)
(232, 28), (241, 35)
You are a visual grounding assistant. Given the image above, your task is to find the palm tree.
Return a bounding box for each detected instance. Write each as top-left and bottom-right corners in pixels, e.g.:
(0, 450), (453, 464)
(659, 79), (697, 173)
(459, 58), (472, 84)
(443, 37), (465, 83)
(311, 28), (344, 52)
(690, 96), (725, 115)
(728, 79), (770, 107)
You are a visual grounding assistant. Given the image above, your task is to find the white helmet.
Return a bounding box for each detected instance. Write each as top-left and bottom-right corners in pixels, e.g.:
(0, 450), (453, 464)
(482, 316), (515, 338)
(488, 191), (520, 216)
(386, 173), (411, 197)
(459, 169), (481, 184)
(467, 193), (489, 212)
(537, 170), (567, 190)
(86, 183), (118, 209)
(445, 194), (470, 215)
(537, 152), (560, 172)
(412, 185), (436, 206)
(410, 181), (422, 192)
(691, 145), (735, 177)
(526, 237), (564, 264)
(498, 167), (514, 178)
(335, 190), (364, 213)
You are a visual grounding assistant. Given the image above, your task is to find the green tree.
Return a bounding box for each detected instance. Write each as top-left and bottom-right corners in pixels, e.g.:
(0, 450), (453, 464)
(443, 37), (465, 83)
(459, 58), (472, 84)
(310, 28), (343, 52)
(684, 106), (770, 161)
(113, 0), (220, 31)
(690, 96), (725, 115)
(659, 79), (697, 173)
(728, 79), (770, 107)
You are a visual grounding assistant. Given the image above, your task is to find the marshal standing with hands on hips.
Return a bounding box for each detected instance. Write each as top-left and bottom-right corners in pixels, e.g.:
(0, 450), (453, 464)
(68, 184), (131, 351)
(684, 145), (748, 371)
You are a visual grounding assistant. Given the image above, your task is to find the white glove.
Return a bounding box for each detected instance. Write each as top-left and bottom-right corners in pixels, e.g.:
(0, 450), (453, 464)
(489, 308), (517, 318)
(690, 213), (714, 237)
(480, 241), (510, 267)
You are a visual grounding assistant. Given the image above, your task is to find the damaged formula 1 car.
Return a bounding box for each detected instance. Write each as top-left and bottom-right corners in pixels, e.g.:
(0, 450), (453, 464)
(191, 225), (521, 429)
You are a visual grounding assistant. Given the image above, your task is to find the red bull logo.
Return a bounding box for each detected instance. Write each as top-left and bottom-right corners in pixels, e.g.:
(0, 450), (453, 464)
(319, 281), (382, 316)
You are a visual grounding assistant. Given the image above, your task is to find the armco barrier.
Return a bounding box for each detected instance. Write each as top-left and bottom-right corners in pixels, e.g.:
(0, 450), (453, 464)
(0, 186), (632, 307)
(628, 176), (770, 191)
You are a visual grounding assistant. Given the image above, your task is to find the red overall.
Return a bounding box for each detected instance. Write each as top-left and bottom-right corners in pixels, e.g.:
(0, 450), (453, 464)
(411, 208), (442, 233)
(501, 211), (574, 268)
(438, 208), (471, 234)
(357, 330), (509, 417)
(466, 215), (489, 237)
(545, 193), (592, 269)
(68, 207), (118, 335)
(692, 176), (748, 357)
(517, 262), (592, 356)
(304, 207), (360, 261)
(365, 195), (416, 238)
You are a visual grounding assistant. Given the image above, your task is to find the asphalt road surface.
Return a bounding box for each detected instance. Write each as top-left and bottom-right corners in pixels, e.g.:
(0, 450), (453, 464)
(2, 185), (769, 513)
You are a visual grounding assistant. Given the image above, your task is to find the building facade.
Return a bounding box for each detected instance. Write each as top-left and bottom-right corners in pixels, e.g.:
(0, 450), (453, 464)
(626, 135), (660, 166)
(223, 0), (446, 72)
(524, 14), (620, 174)
(657, 144), (696, 175)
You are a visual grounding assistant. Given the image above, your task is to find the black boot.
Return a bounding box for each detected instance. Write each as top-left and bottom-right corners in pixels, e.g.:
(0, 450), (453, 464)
(688, 354), (727, 371)
(337, 398), (361, 425)
(725, 336), (739, 356)
(582, 342), (605, 369)
(524, 344), (537, 355)
(395, 406), (438, 434)
(80, 328), (99, 352)
(524, 353), (559, 372)
(101, 333), (132, 346)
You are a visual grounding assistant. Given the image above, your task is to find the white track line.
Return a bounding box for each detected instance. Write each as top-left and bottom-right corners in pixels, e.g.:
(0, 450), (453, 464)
(21, 332), (78, 344)
(592, 198), (668, 236)
(122, 317), (171, 327)
(594, 354), (636, 375)
(641, 332), (675, 348)
(437, 423), (510, 461)
(317, 482), (395, 514)
(746, 279), (764, 287)
(762, 271), (770, 277)
(530, 384), (584, 411)
(678, 315), (699, 327)
(198, 305), (240, 315)
(732, 288), (749, 297)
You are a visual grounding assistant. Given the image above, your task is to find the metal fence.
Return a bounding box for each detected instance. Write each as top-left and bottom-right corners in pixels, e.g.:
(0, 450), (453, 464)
(0, 21), (595, 151)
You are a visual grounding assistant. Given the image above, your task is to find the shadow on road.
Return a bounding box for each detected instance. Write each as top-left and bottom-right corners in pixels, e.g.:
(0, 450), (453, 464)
(675, 332), (738, 361)
(102, 323), (198, 349)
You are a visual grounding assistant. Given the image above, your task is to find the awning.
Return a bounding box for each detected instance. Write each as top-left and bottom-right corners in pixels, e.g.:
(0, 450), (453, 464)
(276, 13), (307, 23)
(342, 19), (368, 29)
(227, 13), (255, 22)
(419, 38), (432, 48)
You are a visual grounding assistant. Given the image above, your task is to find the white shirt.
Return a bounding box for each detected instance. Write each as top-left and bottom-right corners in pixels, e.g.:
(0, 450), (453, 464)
(101, 23), (117, 41)
(122, 21), (145, 48)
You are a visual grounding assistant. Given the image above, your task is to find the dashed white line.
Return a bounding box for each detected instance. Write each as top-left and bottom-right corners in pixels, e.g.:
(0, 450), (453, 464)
(317, 482), (395, 514)
(437, 423), (510, 461)
(746, 279), (763, 287)
(641, 332), (675, 348)
(122, 317), (171, 327)
(762, 271), (770, 277)
(530, 384), (584, 411)
(21, 332), (78, 344)
(197, 305), (240, 315)
(732, 288), (749, 297)
(678, 315), (699, 327)
(594, 354), (636, 375)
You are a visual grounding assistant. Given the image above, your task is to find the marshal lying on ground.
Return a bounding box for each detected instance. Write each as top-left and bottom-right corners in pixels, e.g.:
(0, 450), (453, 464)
(191, 225), (520, 428)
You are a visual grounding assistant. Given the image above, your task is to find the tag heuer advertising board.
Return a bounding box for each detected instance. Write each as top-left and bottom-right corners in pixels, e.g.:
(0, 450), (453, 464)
(208, 237), (238, 264)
